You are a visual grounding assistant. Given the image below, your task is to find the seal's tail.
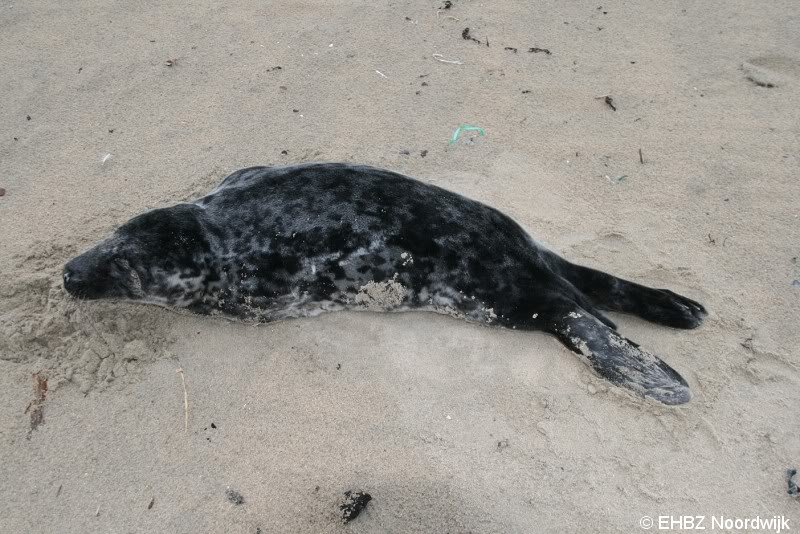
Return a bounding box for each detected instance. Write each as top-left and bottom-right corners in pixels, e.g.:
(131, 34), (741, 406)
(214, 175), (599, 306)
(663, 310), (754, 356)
(551, 307), (692, 405)
(557, 260), (707, 329)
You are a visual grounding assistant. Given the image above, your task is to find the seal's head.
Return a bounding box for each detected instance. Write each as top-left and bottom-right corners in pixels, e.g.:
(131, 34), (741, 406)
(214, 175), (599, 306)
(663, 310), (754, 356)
(63, 204), (214, 307)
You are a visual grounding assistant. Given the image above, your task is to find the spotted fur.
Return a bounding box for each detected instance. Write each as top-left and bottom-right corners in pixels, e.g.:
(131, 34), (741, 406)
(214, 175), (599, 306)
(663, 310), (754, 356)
(64, 163), (706, 404)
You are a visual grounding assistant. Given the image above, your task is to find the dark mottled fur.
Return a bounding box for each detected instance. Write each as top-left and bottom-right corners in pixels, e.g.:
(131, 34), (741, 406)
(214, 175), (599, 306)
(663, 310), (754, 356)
(64, 163), (706, 404)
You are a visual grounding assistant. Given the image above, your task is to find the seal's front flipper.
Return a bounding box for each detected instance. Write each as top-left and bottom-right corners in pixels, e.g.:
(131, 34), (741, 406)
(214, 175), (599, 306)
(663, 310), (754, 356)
(551, 308), (691, 405)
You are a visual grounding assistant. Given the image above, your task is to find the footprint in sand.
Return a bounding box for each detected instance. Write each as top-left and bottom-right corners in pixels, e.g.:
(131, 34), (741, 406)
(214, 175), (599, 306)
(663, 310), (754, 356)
(741, 55), (800, 88)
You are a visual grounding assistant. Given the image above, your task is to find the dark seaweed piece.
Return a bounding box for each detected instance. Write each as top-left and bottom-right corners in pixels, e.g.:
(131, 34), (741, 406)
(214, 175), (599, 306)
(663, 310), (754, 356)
(745, 76), (775, 88)
(340, 490), (372, 523)
(461, 28), (482, 45)
(226, 488), (245, 505)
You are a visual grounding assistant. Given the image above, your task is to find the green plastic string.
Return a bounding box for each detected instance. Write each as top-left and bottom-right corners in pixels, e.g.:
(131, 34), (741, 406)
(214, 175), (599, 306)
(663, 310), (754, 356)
(449, 124), (486, 144)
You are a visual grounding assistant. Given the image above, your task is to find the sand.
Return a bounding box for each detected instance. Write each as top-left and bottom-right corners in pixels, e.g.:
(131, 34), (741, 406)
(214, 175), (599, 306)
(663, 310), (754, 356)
(1, 0), (799, 532)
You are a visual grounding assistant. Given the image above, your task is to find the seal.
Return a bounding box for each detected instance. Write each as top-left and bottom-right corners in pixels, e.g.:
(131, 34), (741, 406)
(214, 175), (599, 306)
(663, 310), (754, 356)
(63, 163), (706, 404)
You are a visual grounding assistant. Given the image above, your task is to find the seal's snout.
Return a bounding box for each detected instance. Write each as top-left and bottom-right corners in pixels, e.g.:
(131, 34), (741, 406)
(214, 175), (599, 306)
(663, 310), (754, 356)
(63, 262), (90, 298)
(63, 251), (115, 300)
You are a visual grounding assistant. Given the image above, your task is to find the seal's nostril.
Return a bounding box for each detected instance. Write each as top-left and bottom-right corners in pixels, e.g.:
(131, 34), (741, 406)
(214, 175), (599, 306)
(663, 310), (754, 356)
(63, 268), (80, 293)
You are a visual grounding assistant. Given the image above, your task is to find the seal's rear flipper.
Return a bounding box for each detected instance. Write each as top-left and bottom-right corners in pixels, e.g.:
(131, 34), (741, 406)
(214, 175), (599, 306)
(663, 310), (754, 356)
(552, 308), (691, 405)
(556, 260), (707, 330)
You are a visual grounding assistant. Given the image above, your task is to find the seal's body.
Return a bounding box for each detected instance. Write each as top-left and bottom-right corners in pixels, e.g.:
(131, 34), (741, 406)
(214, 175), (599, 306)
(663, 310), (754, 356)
(64, 163), (706, 404)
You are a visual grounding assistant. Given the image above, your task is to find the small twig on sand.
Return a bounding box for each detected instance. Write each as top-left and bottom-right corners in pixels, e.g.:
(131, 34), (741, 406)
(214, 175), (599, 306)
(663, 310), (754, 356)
(26, 372), (49, 438)
(436, 10), (459, 21)
(176, 367), (188, 433)
(594, 95), (617, 111)
(432, 53), (463, 65)
(639, 148), (644, 164)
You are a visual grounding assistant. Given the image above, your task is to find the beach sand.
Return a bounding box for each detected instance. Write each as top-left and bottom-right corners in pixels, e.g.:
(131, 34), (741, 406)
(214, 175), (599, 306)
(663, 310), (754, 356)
(1, 1), (798, 532)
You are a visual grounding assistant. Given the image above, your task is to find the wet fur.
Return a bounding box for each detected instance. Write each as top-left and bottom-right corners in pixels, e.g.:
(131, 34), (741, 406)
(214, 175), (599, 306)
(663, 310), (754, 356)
(64, 163), (706, 404)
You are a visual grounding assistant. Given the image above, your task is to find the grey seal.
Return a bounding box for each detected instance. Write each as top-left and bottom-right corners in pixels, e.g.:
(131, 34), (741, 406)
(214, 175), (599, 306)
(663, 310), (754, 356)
(64, 163), (706, 404)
